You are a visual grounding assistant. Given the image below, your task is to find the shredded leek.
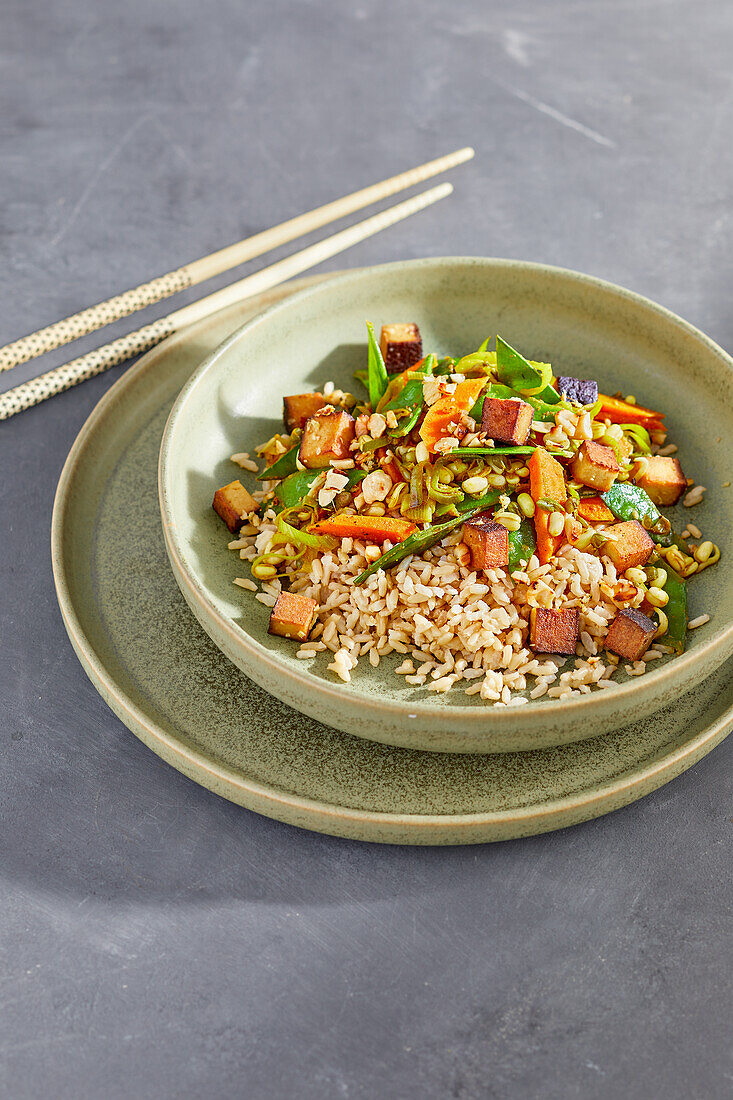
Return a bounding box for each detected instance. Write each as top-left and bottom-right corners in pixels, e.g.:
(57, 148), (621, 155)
(276, 516), (336, 550)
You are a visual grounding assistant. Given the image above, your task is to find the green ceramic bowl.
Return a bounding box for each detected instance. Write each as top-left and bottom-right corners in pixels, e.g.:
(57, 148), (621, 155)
(159, 258), (733, 753)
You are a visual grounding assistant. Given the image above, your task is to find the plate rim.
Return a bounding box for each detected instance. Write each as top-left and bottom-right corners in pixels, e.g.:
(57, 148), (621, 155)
(51, 269), (733, 843)
(157, 255), (733, 737)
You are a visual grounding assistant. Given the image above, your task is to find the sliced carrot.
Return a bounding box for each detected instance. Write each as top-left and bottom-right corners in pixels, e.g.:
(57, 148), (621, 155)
(577, 495), (615, 523)
(419, 378), (487, 453)
(532, 509), (561, 565)
(528, 447), (567, 504)
(597, 394), (664, 426)
(309, 514), (416, 543)
(528, 448), (567, 564)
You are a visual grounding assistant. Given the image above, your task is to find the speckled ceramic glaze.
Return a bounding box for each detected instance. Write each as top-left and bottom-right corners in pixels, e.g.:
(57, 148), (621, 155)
(51, 276), (733, 843)
(159, 259), (733, 753)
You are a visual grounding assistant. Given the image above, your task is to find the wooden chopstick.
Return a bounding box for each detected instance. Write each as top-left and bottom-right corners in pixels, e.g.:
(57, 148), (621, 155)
(0, 147), (473, 374)
(0, 181), (452, 422)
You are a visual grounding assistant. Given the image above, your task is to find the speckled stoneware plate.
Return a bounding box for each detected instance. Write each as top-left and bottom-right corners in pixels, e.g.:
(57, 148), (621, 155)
(159, 258), (733, 753)
(52, 275), (733, 843)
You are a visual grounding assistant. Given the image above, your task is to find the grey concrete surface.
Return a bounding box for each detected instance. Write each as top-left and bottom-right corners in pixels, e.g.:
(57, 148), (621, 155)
(2, 1), (732, 1097)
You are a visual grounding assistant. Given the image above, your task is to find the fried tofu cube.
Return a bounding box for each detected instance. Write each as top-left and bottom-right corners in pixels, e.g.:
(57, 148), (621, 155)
(605, 608), (657, 661)
(283, 393), (326, 432)
(635, 455), (686, 506)
(268, 591), (319, 642)
(603, 520), (655, 571)
(461, 514), (509, 570)
(571, 440), (620, 492)
(379, 323), (423, 373)
(529, 607), (580, 656)
(212, 480), (259, 533)
(298, 406), (355, 469)
(481, 397), (534, 446)
(556, 376), (598, 405)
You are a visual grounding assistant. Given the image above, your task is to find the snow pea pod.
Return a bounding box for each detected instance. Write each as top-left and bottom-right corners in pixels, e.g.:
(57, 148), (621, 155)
(496, 336), (560, 405)
(258, 444), (298, 481)
(601, 482), (673, 547)
(382, 377), (425, 438)
(662, 566), (687, 653)
(366, 321), (389, 409)
(508, 516), (537, 570)
(353, 506), (484, 585)
(382, 357), (436, 438)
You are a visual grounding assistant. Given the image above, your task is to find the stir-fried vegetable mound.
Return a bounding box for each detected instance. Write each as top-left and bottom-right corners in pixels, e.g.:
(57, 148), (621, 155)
(214, 323), (720, 665)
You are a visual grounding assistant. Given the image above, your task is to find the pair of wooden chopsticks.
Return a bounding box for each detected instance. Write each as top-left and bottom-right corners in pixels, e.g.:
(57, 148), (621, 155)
(0, 147), (474, 421)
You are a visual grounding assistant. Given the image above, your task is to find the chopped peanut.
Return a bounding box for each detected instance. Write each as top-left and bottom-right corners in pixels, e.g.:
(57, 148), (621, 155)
(361, 469), (392, 504)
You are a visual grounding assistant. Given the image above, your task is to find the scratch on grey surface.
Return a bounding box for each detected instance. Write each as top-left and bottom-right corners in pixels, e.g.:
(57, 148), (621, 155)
(150, 116), (196, 170)
(46, 112), (153, 250)
(497, 80), (616, 148)
(501, 29), (532, 67)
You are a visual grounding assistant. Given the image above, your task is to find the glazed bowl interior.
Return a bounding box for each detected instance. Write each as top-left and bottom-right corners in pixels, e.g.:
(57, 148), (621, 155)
(159, 258), (733, 753)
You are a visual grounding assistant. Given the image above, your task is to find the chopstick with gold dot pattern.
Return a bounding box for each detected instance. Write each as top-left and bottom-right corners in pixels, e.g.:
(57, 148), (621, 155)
(0, 147), (473, 373)
(0, 181), (452, 421)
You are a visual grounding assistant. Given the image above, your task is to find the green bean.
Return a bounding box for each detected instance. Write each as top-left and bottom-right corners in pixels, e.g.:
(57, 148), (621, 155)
(353, 508), (481, 585)
(448, 446), (536, 458)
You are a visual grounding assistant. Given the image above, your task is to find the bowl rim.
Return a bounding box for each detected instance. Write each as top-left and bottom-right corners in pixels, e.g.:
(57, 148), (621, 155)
(158, 255), (733, 728)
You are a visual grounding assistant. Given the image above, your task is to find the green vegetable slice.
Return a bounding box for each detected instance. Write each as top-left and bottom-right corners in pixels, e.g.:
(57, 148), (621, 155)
(448, 446), (536, 457)
(618, 423), (652, 454)
(662, 566), (687, 653)
(258, 444), (298, 481)
(455, 490), (501, 513)
(276, 516), (335, 550)
(601, 482), (673, 546)
(381, 377), (428, 415)
(366, 321), (389, 409)
(508, 516), (537, 570)
(495, 336), (560, 405)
